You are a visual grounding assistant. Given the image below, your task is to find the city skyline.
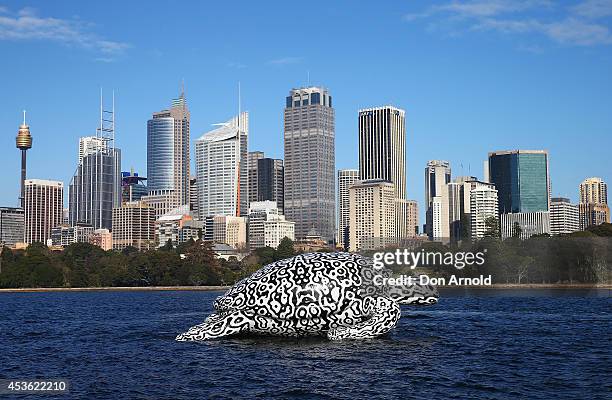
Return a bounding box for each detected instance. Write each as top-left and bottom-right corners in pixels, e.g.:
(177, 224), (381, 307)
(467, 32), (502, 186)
(0, 1), (611, 223)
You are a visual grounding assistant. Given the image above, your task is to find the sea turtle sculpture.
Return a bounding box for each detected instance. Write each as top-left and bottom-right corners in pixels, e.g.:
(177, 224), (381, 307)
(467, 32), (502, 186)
(176, 252), (439, 341)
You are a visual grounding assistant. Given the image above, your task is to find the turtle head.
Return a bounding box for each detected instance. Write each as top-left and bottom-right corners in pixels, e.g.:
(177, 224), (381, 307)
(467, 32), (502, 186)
(388, 280), (439, 306)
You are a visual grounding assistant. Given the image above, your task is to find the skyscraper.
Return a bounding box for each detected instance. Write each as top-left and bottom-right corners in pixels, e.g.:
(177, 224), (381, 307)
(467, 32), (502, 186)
(15, 111), (32, 209)
(349, 180), (396, 251)
(24, 179), (63, 244)
(147, 90), (190, 209)
(248, 151), (265, 207)
(488, 150), (550, 214)
(195, 112), (249, 218)
(284, 87), (335, 242)
(257, 158), (284, 213)
(69, 93), (121, 230)
(425, 160), (451, 240)
(579, 177), (608, 204)
(578, 177), (610, 229)
(337, 169), (359, 249)
(358, 106), (408, 239)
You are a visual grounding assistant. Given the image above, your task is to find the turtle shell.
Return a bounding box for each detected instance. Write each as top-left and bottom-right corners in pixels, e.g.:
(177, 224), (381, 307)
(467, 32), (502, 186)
(213, 252), (372, 321)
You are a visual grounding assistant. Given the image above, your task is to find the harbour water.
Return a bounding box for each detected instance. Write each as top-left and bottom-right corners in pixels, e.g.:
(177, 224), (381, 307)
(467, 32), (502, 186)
(1, 288), (610, 399)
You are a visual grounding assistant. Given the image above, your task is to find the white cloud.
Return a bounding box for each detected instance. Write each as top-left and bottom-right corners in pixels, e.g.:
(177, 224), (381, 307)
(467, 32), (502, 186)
(475, 17), (612, 46)
(404, 0), (612, 46)
(572, 0), (612, 19)
(268, 56), (302, 65)
(0, 7), (129, 60)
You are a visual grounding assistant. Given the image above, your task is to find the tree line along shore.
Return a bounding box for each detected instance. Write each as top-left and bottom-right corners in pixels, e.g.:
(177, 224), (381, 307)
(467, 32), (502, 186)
(0, 224), (611, 289)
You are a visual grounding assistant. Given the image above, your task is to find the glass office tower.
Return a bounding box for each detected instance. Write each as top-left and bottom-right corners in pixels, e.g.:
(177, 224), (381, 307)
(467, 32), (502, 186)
(488, 150), (550, 213)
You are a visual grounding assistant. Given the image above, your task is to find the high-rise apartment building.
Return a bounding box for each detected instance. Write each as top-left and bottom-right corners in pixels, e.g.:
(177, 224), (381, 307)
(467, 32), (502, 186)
(579, 177), (608, 204)
(459, 178), (494, 240)
(470, 185), (499, 240)
(0, 207), (24, 246)
(195, 113), (249, 219)
(112, 201), (155, 251)
(284, 87), (335, 242)
(578, 177), (610, 229)
(24, 179), (63, 244)
(337, 169), (359, 249)
(147, 90), (190, 209)
(488, 150), (550, 214)
(358, 106), (408, 239)
(349, 180), (396, 251)
(425, 160), (451, 240)
(247, 201), (295, 251)
(550, 197), (580, 235)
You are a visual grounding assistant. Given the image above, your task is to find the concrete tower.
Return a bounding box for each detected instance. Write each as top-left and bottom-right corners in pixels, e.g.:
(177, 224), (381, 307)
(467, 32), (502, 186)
(16, 111), (32, 208)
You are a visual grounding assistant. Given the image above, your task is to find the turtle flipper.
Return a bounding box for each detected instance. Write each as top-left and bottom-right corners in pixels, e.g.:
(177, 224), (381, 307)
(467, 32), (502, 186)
(176, 310), (252, 341)
(327, 297), (401, 340)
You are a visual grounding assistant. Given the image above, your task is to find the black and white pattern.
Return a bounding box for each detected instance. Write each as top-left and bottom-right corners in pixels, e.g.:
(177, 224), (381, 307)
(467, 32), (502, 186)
(176, 252), (439, 341)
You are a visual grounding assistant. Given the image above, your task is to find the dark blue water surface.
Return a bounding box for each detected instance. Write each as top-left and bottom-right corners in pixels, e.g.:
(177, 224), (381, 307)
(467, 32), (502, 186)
(1, 288), (610, 399)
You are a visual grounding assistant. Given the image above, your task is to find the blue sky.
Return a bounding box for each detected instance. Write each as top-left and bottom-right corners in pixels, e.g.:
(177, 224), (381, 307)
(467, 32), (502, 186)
(0, 0), (610, 222)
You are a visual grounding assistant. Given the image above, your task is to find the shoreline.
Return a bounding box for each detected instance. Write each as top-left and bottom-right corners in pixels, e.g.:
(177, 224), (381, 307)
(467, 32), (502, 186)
(0, 283), (610, 293)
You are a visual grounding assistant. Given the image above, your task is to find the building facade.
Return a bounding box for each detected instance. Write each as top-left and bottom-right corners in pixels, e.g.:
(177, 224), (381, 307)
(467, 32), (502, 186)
(247, 201), (295, 250)
(578, 177), (610, 229)
(358, 106), (408, 239)
(284, 87), (335, 242)
(550, 197), (580, 235)
(337, 169), (359, 249)
(51, 224), (94, 247)
(349, 180), (396, 251)
(69, 148), (122, 230)
(79, 136), (106, 164)
(147, 91), (190, 210)
(425, 160), (451, 240)
(257, 158), (284, 214)
(204, 215), (247, 249)
(406, 200), (418, 237)
(0, 207), (24, 246)
(248, 151), (265, 207)
(195, 113), (249, 219)
(24, 179), (63, 244)
(121, 171), (148, 203)
(488, 150), (550, 214)
(470, 185), (499, 240)
(501, 211), (551, 240)
(112, 201), (155, 251)
(88, 228), (112, 251)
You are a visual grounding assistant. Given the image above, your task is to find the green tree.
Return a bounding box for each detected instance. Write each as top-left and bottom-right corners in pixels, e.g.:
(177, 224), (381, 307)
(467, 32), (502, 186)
(484, 216), (500, 238)
(275, 237), (296, 260)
